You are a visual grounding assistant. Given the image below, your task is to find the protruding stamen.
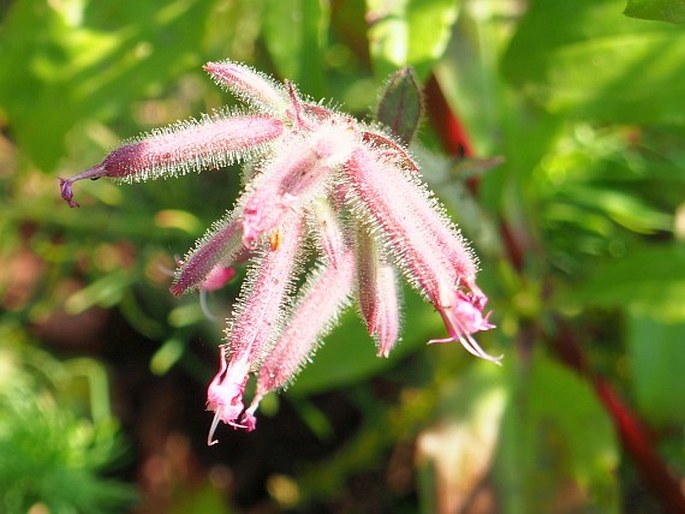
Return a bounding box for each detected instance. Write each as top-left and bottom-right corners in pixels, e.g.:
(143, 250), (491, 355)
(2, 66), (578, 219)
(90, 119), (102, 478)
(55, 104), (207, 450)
(207, 407), (224, 446)
(59, 164), (107, 208)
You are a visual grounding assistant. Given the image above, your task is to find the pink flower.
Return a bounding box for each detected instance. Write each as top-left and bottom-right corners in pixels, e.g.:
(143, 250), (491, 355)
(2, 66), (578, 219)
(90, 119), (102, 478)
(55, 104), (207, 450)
(60, 59), (499, 443)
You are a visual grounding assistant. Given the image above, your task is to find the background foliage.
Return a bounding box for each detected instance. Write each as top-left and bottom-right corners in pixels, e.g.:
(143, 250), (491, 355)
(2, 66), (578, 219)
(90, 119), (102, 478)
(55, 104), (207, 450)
(1, 0), (684, 512)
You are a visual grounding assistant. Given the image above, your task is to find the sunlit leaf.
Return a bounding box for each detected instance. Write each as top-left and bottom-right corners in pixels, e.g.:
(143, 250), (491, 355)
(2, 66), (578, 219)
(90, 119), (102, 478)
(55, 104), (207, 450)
(65, 271), (134, 314)
(0, 0), (214, 170)
(366, 0), (459, 79)
(624, 0), (685, 24)
(561, 243), (685, 322)
(496, 354), (619, 514)
(262, 0), (329, 97)
(503, 0), (685, 123)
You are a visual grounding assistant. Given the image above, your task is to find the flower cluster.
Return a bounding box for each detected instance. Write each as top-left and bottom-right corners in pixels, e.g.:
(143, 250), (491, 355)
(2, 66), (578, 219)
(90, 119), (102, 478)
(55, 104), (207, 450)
(60, 60), (499, 445)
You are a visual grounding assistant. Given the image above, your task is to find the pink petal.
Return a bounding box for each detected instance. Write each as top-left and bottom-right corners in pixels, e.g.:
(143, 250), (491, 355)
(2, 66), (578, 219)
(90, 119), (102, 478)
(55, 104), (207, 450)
(206, 346), (250, 445)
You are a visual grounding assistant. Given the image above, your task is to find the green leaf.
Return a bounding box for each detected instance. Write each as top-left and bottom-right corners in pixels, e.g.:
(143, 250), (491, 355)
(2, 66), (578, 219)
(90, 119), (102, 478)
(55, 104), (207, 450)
(624, 0), (685, 24)
(559, 185), (673, 234)
(496, 354), (619, 514)
(416, 363), (507, 514)
(0, 0), (214, 170)
(366, 0), (459, 80)
(375, 67), (424, 144)
(561, 243), (685, 322)
(65, 271), (134, 314)
(262, 0), (329, 97)
(502, 0), (685, 123)
(627, 315), (685, 426)
(0, 344), (135, 513)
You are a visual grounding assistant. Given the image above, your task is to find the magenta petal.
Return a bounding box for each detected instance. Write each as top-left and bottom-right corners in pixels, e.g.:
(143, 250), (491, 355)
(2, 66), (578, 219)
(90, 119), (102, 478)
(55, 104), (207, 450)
(202, 265), (237, 292)
(206, 346), (250, 445)
(430, 291), (500, 364)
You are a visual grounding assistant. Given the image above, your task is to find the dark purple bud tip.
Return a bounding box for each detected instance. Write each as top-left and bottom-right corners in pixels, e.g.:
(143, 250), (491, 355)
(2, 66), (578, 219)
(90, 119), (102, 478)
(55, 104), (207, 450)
(58, 165), (107, 208)
(59, 177), (80, 208)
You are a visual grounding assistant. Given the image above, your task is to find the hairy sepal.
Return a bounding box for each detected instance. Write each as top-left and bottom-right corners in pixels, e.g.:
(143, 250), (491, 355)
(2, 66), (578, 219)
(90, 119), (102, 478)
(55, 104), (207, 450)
(171, 209), (244, 296)
(206, 215), (306, 442)
(253, 252), (355, 398)
(204, 60), (290, 117)
(110, 110), (284, 184)
(225, 213), (306, 367)
(355, 223), (401, 357)
(343, 148), (497, 360)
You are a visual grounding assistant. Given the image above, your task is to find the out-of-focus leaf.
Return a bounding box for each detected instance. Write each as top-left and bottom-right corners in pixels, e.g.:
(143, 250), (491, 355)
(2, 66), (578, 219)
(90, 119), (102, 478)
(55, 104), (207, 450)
(375, 67), (423, 144)
(496, 354), (619, 514)
(416, 363), (507, 514)
(170, 483), (234, 514)
(559, 185), (673, 234)
(154, 209), (203, 234)
(502, 0), (685, 123)
(150, 337), (185, 376)
(204, 0), (265, 63)
(0, 0), (214, 170)
(366, 0), (459, 80)
(627, 314), (685, 426)
(65, 271), (134, 314)
(262, 0), (329, 97)
(561, 244), (685, 322)
(168, 303), (205, 328)
(624, 0), (685, 24)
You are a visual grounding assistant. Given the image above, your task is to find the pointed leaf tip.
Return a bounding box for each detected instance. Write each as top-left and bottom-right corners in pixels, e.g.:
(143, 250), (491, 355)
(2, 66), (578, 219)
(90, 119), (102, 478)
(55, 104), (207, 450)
(376, 67), (424, 145)
(624, 0), (685, 24)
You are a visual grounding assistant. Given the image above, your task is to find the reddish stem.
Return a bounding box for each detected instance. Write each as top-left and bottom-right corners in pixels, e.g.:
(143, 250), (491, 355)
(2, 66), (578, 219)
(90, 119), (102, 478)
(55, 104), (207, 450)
(424, 74), (474, 158)
(553, 318), (685, 513)
(594, 379), (685, 514)
(426, 73), (685, 514)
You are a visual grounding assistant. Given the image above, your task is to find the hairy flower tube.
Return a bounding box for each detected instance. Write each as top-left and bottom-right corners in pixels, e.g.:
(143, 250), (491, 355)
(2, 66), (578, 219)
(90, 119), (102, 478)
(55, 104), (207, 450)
(60, 59), (500, 443)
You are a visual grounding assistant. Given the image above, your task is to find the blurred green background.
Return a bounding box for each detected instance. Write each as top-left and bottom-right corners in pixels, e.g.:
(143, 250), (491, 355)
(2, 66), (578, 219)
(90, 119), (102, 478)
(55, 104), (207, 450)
(1, 0), (684, 512)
